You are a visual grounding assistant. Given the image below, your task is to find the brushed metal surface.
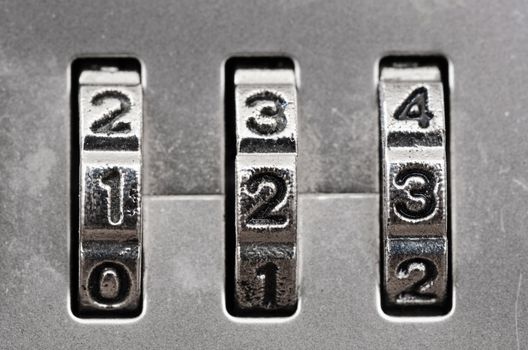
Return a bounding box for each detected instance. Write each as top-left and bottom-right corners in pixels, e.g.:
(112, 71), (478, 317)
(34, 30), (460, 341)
(1, 0), (528, 348)
(1, 0), (526, 193)
(1, 196), (527, 349)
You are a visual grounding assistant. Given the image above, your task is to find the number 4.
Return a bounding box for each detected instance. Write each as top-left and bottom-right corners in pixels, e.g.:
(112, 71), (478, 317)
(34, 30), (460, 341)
(394, 87), (434, 128)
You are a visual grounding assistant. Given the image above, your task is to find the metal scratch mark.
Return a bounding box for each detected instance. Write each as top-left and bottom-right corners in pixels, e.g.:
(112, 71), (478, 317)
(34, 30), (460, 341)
(515, 272), (522, 350)
(513, 178), (528, 192)
(500, 208), (505, 233)
(477, 141), (488, 165)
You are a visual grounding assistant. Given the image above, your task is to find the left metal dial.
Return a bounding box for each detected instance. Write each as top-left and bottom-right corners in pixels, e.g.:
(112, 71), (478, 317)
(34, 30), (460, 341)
(76, 65), (143, 317)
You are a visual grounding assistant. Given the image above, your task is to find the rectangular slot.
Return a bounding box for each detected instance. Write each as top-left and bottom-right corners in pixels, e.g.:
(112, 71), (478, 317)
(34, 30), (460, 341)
(225, 57), (299, 317)
(71, 57), (143, 318)
(378, 56), (452, 316)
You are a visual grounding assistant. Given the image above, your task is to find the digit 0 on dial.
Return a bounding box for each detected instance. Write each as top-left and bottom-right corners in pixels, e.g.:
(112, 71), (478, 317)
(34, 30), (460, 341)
(379, 61), (450, 315)
(231, 65), (298, 316)
(74, 59), (143, 317)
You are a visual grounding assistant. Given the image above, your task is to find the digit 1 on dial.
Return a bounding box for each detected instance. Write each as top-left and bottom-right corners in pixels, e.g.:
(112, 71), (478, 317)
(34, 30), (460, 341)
(229, 63), (299, 316)
(378, 60), (450, 316)
(73, 58), (143, 317)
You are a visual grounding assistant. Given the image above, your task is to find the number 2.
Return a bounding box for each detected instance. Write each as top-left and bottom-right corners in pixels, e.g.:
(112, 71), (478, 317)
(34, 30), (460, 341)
(90, 90), (132, 135)
(245, 172), (288, 226)
(396, 258), (438, 303)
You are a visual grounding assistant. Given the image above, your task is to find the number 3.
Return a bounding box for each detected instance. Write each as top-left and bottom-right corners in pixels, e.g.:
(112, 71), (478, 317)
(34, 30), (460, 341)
(245, 91), (288, 135)
(394, 168), (437, 221)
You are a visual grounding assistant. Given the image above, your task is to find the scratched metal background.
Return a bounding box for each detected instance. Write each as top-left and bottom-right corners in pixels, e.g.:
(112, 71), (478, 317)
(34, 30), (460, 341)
(1, 0), (528, 349)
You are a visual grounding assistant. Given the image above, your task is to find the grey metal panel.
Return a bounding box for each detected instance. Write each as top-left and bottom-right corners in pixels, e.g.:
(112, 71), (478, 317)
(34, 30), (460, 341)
(0, 196), (526, 349)
(6, 0), (527, 195)
(0, 1), (527, 348)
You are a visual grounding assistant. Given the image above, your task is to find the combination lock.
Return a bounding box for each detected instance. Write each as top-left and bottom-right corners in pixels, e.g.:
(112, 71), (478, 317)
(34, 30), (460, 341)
(2, 1), (527, 349)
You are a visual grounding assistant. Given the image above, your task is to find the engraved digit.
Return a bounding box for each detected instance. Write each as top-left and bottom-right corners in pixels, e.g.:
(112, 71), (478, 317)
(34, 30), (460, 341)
(99, 267), (120, 299)
(90, 90), (132, 134)
(246, 172), (288, 226)
(257, 262), (278, 307)
(88, 262), (131, 304)
(396, 258), (438, 303)
(394, 168), (436, 221)
(100, 168), (124, 226)
(394, 87), (434, 128)
(246, 91), (288, 135)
